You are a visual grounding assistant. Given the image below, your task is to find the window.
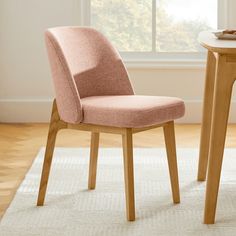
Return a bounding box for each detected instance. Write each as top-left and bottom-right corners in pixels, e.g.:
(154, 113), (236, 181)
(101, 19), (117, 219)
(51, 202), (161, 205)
(81, 0), (226, 64)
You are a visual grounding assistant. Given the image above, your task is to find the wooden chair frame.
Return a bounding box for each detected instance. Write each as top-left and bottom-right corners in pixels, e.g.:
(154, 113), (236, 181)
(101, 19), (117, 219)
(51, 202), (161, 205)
(37, 100), (180, 221)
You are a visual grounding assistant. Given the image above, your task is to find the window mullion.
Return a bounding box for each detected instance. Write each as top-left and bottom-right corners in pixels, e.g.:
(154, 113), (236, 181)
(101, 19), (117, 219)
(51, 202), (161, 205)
(152, 0), (157, 53)
(218, 0), (228, 28)
(80, 0), (91, 26)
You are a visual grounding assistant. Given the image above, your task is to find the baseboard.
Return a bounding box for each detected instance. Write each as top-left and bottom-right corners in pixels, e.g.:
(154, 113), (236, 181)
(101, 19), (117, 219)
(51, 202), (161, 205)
(0, 99), (53, 123)
(1, 98), (236, 123)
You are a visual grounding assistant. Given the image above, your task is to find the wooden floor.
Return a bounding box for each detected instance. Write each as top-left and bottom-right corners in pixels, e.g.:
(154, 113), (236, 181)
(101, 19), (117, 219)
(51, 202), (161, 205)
(1, 123), (236, 219)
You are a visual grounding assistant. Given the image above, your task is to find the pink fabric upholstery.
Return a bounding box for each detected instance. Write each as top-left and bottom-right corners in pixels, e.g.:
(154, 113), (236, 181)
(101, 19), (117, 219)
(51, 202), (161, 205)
(45, 27), (134, 123)
(45, 26), (185, 127)
(81, 95), (185, 128)
(45, 29), (82, 123)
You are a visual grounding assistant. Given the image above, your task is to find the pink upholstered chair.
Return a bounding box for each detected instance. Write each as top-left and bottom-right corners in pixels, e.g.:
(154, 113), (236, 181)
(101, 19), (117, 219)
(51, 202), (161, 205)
(37, 26), (185, 221)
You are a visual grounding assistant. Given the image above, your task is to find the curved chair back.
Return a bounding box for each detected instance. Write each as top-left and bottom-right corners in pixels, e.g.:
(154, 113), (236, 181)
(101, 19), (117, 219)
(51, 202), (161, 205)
(45, 26), (134, 123)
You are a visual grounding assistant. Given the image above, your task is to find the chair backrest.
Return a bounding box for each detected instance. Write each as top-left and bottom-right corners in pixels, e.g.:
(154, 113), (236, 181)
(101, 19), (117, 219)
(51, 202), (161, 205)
(45, 26), (134, 123)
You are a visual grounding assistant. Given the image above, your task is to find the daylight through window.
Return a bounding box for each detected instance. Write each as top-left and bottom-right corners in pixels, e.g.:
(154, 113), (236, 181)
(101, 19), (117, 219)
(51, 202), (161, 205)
(90, 0), (217, 52)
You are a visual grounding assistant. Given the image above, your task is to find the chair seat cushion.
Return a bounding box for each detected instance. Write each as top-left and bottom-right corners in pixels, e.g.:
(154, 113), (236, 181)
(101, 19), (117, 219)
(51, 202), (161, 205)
(81, 95), (185, 128)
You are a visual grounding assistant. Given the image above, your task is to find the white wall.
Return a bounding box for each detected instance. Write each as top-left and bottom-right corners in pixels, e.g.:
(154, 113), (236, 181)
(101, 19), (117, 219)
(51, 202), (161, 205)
(0, 0), (236, 123)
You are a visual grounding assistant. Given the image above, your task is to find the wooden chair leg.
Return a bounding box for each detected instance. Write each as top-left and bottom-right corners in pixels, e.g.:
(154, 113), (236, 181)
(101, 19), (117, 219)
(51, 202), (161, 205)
(88, 132), (100, 189)
(37, 101), (61, 206)
(204, 55), (234, 224)
(163, 121), (180, 204)
(198, 51), (216, 181)
(122, 128), (135, 221)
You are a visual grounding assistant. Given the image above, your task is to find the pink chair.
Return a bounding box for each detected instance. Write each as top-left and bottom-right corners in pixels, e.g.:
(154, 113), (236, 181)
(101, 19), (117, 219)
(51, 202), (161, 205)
(37, 26), (185, 221)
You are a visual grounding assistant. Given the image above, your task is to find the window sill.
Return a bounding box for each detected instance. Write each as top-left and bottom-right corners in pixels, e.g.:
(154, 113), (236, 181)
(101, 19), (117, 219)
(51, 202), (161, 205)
(123, 59), (206, 70)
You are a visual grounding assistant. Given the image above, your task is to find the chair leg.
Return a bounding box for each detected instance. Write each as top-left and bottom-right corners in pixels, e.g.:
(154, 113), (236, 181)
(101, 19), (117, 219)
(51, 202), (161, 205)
(122, 128), (135, 221)
(163, 121), (180, 204)
(88, 132), (100, 190)
(37, 101), (61, 206)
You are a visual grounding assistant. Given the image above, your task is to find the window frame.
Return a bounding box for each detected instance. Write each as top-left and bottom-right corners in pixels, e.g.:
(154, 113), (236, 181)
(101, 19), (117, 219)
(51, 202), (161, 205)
(79, 0), (229, 68)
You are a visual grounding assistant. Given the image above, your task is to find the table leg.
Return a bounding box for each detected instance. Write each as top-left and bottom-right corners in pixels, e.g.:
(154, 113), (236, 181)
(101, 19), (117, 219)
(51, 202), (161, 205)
(198, 51), (216, 181)
(204, 55), (234, 224)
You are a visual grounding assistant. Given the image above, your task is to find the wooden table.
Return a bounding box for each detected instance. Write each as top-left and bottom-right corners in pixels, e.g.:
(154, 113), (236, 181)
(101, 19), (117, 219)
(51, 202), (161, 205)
(197, 31), (236, 224)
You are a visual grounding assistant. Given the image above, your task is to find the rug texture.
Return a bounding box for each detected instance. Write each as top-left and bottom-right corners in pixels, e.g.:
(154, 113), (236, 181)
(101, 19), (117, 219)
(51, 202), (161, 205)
(1, 148), (236, 236)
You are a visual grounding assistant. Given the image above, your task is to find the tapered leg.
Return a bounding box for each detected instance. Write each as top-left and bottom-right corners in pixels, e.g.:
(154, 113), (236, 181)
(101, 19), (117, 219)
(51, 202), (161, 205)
(204, 55), (234, 224)
(163, 121), (180, 203)
(122, 129), (135, 221)
(37, 101), (62, 206)
(88, 132), (100, 189)
(198, 51), (216, 181)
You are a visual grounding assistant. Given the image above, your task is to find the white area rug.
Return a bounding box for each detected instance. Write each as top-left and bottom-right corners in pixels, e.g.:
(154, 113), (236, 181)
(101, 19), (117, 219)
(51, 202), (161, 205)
(1, 148), (236, 236)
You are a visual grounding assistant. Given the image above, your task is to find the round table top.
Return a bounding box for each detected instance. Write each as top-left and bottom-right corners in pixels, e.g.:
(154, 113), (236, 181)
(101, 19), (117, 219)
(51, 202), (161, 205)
(198, 31), (236, 54)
